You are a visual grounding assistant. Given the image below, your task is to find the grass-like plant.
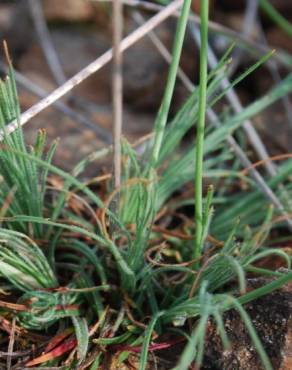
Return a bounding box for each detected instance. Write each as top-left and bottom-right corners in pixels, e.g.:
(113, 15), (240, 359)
(260, 0), (292, 38)
(194, 0), (209, 262)
(0, 1), (291, 369)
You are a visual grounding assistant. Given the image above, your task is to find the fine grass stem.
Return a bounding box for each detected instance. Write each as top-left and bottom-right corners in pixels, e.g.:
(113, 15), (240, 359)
(259, 0), (292, 38)
(194, 0), (209, 261)
(149, 0), (192, 170)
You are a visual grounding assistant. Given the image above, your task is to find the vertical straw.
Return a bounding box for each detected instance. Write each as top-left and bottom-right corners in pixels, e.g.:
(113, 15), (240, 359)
(112, 0), (123, 189)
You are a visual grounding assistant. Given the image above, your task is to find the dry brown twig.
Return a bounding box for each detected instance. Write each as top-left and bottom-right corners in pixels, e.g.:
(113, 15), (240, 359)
(93, 0), (291, 68)
(0, 0), (183, 141)
(0, 63), (112, 143)
(6, 318), (16, 370)
(27, 0), (117, 142)
(112, 0), (124, 188)
(28, 0), (66, 86)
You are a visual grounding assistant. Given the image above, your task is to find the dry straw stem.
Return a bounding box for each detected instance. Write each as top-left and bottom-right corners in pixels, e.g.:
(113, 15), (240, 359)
(28, 0), (66, 86)
(6, 318), (16, 370)
(95, 0), (292, 68)
(227, 0), (259, 75)
(27, 0), (116, 143)
(0, 0), (183, 141)
(0, 63), (112, 143)
(112, 0), (124, 188)
(132, 11), (194, 92)
(256, 19), (292, 129)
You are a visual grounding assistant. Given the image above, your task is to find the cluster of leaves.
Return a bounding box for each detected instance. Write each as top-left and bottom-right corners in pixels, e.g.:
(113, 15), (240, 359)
(0, 7), (292, 370)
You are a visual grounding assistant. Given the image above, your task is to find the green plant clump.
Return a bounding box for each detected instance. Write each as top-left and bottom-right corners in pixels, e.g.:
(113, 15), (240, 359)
(0, 1), (291, 369)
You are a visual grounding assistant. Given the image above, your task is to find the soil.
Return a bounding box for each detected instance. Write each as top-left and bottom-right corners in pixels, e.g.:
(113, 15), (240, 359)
(143, 277), (292, 370)
(202, 277), (292, 370)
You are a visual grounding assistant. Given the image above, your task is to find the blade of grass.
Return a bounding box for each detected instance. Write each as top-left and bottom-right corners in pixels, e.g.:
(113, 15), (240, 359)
(148, 0), (192, 170)
(131, 13), (290, 227)
(138, 311), (164, 370)
(0, 63), (112, 142)
(232, 299), (273, 370)
(2, 214), (135, 291)
(194, 0), (209, 262)
(72, 316), (89, 363)
(190, 24), (277, 177)
(100, 0), (292, 67)
(259, 0), (292, 38)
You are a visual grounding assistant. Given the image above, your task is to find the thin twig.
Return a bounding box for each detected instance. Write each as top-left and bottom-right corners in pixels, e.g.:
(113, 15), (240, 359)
(0, 62), (112, 143)
(112, 0), (123, 188)
(22, 367), (67, 370)
(7, 318), (16, 370)
(228, 0), (259, 75)
(132, 12), (194, 92)
(1, 0), (183, 140)
(256, 19), (292, 130)
(28, 0), (66, 85)
(93, 0), (292, 69)
(0, 349), (31, 357)
(29, 0), (112, 134)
